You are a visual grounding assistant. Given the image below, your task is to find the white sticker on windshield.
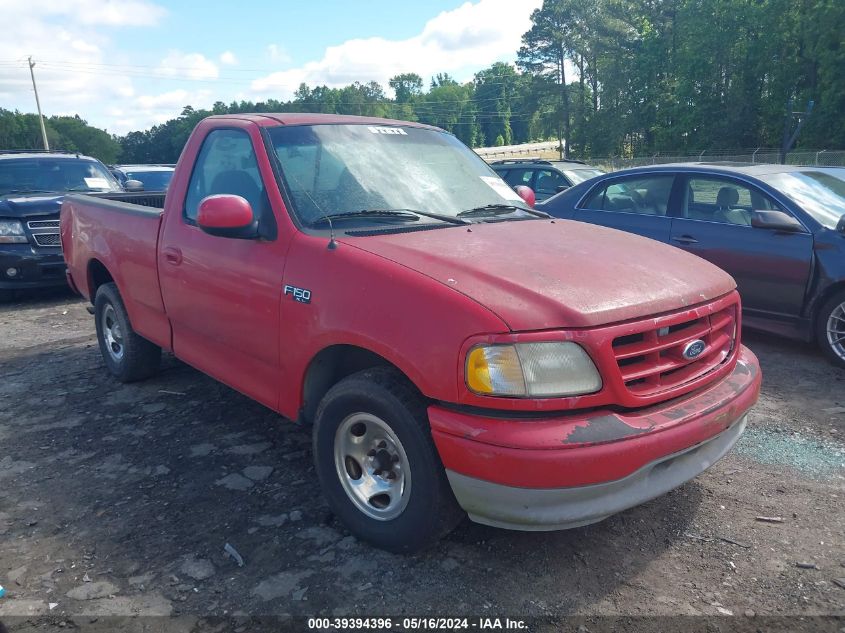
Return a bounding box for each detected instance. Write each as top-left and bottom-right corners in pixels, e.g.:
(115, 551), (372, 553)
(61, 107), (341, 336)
(84, 177), (110, 189)
(367, 126), (407, 135)
(481, 176), (523, 202)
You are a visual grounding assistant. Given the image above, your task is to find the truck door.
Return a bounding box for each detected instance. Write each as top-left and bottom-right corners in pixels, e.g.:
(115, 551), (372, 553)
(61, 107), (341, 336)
(668, 175), (813, 320)
(157, 123), (285, 409)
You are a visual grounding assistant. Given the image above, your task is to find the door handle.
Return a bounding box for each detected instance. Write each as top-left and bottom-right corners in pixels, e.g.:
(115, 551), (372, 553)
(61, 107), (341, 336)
(163, 246), (183, 265)
(672, 235), (699, 245)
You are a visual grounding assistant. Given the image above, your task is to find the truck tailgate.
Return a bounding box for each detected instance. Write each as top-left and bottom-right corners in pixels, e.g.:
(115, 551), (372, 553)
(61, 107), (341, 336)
(61, 194), (170, 348)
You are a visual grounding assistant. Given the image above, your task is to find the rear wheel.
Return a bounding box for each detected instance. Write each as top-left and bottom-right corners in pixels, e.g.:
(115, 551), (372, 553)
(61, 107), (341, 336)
(94, 282), (161, 382)
(313, 367), (463, 553)
(817, 289), (845, 369)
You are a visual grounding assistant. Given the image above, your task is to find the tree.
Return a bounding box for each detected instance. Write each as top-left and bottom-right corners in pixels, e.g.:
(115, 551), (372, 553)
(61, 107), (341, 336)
(519, 1), (576, 156)
(389, 73), (424, 103)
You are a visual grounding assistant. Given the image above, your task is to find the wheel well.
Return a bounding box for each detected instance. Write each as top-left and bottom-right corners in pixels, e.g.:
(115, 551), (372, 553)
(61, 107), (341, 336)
(811, 281), (845, 337)
(87, 259), (114, 300)
(299, 345), (411, 425)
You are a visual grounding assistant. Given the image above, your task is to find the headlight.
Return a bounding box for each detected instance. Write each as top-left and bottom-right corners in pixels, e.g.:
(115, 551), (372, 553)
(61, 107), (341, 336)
(466, 342), (602, 397)
(0, 220), (27, 244)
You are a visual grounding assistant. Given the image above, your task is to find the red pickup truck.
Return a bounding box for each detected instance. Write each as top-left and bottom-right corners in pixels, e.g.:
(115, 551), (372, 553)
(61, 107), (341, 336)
(61, 114), (761, 552)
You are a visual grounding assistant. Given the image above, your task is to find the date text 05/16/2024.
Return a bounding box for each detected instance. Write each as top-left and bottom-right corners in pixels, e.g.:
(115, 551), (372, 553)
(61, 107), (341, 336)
(307, 617), (528, 630)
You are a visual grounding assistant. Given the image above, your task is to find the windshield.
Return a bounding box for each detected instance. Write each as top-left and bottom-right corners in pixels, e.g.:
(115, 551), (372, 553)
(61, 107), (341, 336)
(125, 169), (174, 191)
(0, 158), (121, 195)
(268, 124), (531, 225)
(561, 168), (604, 185)
(759, 169), (845, 229)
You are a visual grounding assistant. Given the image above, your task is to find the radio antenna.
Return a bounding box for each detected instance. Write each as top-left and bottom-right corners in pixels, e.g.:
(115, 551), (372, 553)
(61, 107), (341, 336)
(324, 213), (338, 250)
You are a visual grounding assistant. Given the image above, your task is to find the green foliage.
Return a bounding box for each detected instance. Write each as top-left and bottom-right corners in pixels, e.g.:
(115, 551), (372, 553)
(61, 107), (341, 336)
(518, 0), (845, 156)
(6, 1), (844, 164)
(0, 109), (121, 163)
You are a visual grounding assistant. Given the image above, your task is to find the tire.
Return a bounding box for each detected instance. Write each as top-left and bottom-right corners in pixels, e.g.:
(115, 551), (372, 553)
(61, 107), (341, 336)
(817, 289), (845, 369)
(0, 289), (15, 304)
(94, 282), (161, 382)
(313, 367), (463, 553)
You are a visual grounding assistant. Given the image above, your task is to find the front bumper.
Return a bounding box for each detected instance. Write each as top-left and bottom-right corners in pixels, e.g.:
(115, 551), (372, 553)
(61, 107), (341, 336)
(0, 244), (67, 290)
(430, 346), (760, 531)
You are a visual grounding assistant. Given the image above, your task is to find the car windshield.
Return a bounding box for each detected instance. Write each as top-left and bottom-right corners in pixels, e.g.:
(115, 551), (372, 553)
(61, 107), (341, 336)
(0, 158), (121, 195)
(125, 170), (174, 191)
(268, 124), (531, 226)
(561, 168), (604, 185)
(759, 169), (845, 229)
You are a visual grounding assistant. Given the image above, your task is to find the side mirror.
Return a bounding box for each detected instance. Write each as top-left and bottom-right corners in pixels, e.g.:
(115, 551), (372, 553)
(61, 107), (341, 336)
(751, 210), (804, 232)
(124, 179), (144, 192)
(836, 214), (845, 235)
(515, 185), (536, 208)
(197, 194), (259, 239)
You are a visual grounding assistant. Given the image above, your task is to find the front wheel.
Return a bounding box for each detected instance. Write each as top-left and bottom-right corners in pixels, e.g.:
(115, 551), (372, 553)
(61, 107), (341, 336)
(94, 282), (161, 382)
(817, 289), (845, 369)
(313, 367), (463, 553)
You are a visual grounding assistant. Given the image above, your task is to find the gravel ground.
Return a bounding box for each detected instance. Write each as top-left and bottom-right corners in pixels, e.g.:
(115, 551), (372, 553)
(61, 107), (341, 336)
(0, 289), (843, 631)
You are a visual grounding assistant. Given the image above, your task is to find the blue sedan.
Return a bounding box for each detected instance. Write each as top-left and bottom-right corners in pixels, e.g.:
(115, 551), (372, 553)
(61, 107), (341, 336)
(538, 162), (845, 367)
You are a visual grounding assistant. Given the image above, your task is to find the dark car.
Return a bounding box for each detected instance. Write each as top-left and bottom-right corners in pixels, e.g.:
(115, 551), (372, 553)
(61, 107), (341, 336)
(0, 150), (123, 301)
(539, 162), (845, 367)
(109, 164), (175, 191)
(490, 159), (605, 201)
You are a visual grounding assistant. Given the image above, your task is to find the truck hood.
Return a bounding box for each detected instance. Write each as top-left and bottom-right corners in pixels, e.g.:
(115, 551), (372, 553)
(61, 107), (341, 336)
(341, 219), (736, 330)
(0, 193), (63, 219)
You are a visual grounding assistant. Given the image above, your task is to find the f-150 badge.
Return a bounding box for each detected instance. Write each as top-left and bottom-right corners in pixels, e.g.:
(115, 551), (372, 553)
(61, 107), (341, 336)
(284, 284), (311, 304)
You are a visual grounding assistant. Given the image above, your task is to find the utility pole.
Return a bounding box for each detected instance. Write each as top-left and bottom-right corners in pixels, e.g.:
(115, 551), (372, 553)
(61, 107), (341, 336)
(28, 56), (49, 151)
(779, 97), (813, 164)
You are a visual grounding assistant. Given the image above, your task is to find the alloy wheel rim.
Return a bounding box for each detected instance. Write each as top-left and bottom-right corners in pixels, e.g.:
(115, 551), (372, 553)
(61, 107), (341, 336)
(102, 303), (125, 363)
(827, 300), (845, 362)
(333, 412), (411, 521)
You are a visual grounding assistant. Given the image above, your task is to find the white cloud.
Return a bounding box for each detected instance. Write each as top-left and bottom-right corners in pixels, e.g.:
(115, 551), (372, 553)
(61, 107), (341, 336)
(266, 44), (291, 64)
(156, 51), (219, 80)
(0, 0), (166, 133)
(252, 0), (541, 98)
(0, 0), (541, 134)
(71, 39), (100, 54)
(3, 0), (166, 26)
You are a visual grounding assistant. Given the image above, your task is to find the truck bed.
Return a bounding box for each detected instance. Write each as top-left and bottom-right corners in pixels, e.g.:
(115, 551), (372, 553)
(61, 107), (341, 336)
(79, 190), (167, 210)
(61, 192), (171, 349)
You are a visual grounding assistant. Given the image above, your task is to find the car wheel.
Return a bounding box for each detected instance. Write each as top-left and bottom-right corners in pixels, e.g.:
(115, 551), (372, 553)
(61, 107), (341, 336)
(817, 289), (845, 369)
(313, 367), (463, 553)
(94, 282), (161, 382)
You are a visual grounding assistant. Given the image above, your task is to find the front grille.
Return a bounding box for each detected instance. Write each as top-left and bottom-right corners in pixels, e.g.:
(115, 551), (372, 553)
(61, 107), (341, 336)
(32, 233), (61, 247)
(611, 304), (737, 396)
(27, 219), (60, 229)
(27, 218), (61, 248)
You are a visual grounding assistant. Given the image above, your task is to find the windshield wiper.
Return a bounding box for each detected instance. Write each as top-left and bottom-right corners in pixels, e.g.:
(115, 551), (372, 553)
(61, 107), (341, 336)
(457, 204), (550, 219)
(309, 208), (468, 227)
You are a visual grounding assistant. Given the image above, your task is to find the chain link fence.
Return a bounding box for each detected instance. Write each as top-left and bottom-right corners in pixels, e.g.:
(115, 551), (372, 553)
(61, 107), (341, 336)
(475, 141), (562, 161)
(583, 148), (845, 171)
(477, 144), (845, 170)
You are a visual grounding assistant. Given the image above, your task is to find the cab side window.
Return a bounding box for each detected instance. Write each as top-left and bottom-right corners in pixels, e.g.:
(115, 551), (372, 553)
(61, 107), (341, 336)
(582, 175), (674, 216)
(184, 129), (270, 225)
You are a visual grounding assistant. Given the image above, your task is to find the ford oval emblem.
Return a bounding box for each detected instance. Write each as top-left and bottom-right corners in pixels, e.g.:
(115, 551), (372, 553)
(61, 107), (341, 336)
(682, 339), (706, 360)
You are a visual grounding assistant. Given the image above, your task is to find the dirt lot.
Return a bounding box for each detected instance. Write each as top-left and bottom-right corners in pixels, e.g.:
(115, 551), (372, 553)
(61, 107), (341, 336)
(0, 289), (843, 631)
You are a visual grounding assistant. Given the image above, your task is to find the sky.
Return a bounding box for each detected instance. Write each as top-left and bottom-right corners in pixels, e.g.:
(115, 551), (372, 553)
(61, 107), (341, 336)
(0, 0), (542, 136)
